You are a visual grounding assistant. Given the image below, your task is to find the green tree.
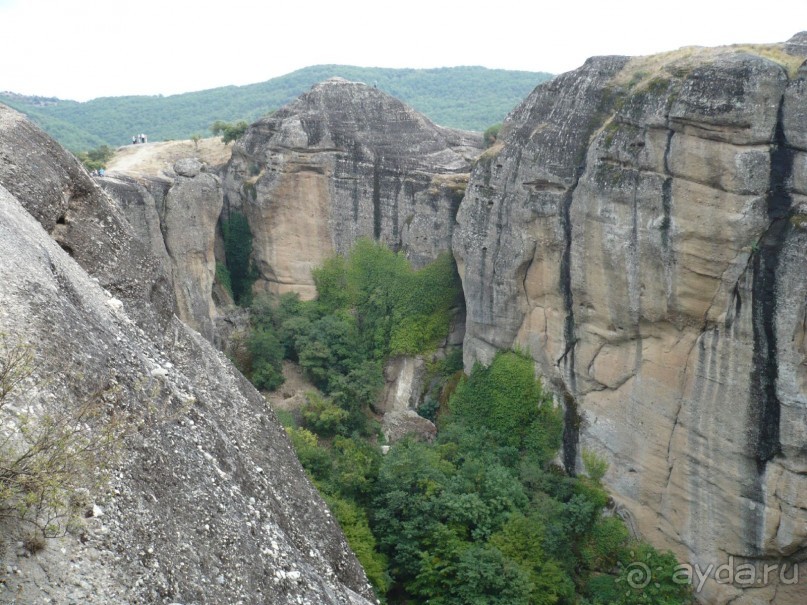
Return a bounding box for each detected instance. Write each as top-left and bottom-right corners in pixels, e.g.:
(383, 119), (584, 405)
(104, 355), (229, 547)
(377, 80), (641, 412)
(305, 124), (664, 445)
(301, 392), (348, 437)
(483, 123), (502, 147)
(448, 351), (563, 465)
(221, 211), (256, 305)
(210, 119), (249, 144)
(588, 543), (693, 605)
(76, 144), (115, 171)
(323, 493), (390, 597)
(247, 327), (284, 391)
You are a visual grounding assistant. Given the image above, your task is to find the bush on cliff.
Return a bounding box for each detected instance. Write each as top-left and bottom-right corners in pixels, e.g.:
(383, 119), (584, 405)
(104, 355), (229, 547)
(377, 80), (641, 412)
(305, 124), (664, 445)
(210, 119), (249, 144)
(0, 335), (123, 545)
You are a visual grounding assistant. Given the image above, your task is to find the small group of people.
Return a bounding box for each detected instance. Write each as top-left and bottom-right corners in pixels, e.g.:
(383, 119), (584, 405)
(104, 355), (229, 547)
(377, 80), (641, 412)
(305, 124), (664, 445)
(90, 168), (106, 177)
(131, 133), (148, 144)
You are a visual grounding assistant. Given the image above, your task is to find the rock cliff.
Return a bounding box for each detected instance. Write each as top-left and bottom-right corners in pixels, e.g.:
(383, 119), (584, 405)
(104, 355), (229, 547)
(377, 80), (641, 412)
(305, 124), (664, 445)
(454, 38), (807, 604)
(222, 77), (482, 298)
(100, 160), (225, 342)
(0, 104), (375, 604)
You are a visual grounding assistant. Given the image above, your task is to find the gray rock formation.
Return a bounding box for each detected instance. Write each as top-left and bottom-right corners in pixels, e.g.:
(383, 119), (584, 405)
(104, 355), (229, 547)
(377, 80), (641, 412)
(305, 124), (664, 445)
(379, 356), (436, 443)
(101, 161), (224, 342)
(0, 105), (175, 337)
(0, 104), (375, 604)
(454, 46), (807, 604)
(161, 161), (223, 341)
(222, 77), (482, 299)
(784, 31), (807, 57)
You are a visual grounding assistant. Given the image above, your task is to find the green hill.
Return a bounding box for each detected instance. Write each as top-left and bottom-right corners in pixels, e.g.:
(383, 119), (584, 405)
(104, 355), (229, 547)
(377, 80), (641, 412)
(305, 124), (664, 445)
(0, 65), (552, 152)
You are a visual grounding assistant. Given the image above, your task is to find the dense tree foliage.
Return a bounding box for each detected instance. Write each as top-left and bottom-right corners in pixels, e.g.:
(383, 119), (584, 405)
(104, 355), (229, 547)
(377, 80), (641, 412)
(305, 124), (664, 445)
(210, 119), (248, 144)
(239, 241), (691, 604)
(1, 66), (552, 150)
(76, 144), (115, 171)
(220, 211), (257, 305)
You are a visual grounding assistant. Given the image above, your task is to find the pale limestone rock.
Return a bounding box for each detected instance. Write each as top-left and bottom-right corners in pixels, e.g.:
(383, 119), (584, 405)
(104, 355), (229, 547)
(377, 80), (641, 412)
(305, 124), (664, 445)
(173, 157), (203, 178)
(223, 78), (482, 298)
(162, 166), (223, 340)
(0, 106), (376, 604)
(100, 165), (225, 342)
(454, 47), (807, 604)
(382, 410), (437, 444)
(380, 356), (427, 414)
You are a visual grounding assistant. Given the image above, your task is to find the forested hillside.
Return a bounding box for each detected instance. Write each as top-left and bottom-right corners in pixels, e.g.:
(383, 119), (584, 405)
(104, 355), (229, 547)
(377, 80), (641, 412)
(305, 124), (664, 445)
(232, 239), (694, 604)
(1, 65), (552, 151)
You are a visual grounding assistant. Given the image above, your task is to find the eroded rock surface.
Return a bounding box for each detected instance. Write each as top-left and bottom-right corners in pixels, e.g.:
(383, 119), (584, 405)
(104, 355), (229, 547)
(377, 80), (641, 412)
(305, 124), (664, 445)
(454, 46), (807, 604)
(101, 161), (224, 341)
(0, 105), (375, 604)
(223, 77), (482, 298)
(0, 104), (175, 337)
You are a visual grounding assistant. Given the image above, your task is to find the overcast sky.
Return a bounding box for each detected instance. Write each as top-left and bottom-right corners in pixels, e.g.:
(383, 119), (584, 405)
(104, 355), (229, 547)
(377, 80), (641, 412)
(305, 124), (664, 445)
(0, 0), (803, 101)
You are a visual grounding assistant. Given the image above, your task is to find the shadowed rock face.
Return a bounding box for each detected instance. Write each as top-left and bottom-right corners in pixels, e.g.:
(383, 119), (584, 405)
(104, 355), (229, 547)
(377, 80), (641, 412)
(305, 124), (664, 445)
(223, 77), (482, 299)
(0, 104), (375, 604)
(454, 47), (807, 604)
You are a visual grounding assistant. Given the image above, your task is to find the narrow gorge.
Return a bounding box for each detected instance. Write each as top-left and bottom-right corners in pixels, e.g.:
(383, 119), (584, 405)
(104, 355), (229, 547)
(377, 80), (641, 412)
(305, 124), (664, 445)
(1, 33), (806, 605)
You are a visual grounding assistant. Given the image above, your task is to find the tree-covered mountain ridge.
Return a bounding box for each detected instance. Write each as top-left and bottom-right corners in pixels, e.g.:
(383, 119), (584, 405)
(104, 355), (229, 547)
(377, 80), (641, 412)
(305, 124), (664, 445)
(0, 64), (552, 151)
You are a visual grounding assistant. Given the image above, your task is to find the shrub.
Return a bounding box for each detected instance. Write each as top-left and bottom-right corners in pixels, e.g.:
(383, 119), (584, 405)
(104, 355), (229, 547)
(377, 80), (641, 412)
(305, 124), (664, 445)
(483, 123), (502, 147)
(301, 392), (349, 437)
(247, 328), (284, 391)
(215, 262), (233, 300)
(210, 120), (249, 144)
(285, 427), (331, 481)
(76, 145), (115, 171)
(312, 255), (352, 313)
(582, 449), (609, 483)
(0, 335), (123, 539)
(323, 493), (390, 596)
(274, 409), (296, 428)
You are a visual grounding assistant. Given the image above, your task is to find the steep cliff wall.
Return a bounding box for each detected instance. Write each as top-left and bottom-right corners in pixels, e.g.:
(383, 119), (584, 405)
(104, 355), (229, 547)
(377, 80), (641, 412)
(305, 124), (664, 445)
(223, 77), (482, 298)
(454, 39), (807, 604)
(0, 104), (375, 604)
(100, 160), (224, 342)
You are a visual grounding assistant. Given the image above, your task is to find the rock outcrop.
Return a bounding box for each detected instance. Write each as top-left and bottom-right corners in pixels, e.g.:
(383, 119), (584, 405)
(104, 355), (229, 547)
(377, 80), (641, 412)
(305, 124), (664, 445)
(454, 39), (807, 604)
(0, 105), (175, 337)
(0, 104), (375, 604)
(223, 77), (482, 298)
(101, 160), (224, 342)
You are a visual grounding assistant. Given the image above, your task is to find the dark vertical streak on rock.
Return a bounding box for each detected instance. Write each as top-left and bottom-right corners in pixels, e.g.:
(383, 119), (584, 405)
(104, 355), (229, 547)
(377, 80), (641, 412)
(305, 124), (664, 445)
(562, 388), (579, 475)
(660, 177), (673, 252)
(351, 142), (361, 223)
(750, 100), (792, 473)
(560, 177), (581, 474)
(559, 185), (577, 378)
(372, 156), (382, 240)
(391, 175), (401, 247)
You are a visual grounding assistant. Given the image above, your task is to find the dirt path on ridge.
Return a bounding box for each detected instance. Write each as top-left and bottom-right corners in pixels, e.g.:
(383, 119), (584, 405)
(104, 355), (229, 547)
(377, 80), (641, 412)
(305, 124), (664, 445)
(106, 137), (232, 178)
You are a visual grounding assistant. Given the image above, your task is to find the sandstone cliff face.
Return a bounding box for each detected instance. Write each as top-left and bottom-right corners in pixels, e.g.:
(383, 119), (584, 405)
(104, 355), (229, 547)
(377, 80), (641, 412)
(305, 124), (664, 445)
(101, 159), (224, 342)
(0, 105), (375, 604)
(454, 42), (807, 604)
(223, 77), (481, 298)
